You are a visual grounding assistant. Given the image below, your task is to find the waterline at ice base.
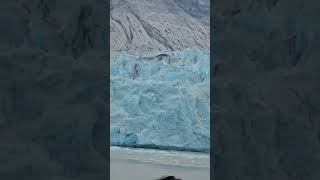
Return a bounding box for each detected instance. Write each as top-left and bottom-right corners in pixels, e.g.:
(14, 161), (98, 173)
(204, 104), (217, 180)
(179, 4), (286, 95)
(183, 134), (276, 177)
(110, 139), (210, 180)
(110, 48), (210, 152)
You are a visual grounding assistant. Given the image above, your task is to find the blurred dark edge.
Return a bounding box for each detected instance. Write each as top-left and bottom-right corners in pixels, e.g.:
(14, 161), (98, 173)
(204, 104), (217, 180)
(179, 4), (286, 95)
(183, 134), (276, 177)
(212, 0), (320, 180)
(0, 0), (109, 179)
(210, 0), (214, 180)
(2, 0), (320, 180)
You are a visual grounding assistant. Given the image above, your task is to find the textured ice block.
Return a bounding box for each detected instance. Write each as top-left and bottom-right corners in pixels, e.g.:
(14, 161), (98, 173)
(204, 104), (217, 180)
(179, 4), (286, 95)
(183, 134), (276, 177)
(110, 48), (210, 152)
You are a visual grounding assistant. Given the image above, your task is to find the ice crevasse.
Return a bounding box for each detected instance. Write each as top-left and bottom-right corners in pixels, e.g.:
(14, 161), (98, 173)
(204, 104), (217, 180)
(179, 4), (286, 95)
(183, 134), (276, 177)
(110, 48), (210, 152)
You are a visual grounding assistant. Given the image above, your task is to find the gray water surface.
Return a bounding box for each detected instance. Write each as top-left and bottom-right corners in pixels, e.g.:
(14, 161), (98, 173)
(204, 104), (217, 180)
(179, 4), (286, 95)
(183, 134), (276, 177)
(110, 146), (210, 180)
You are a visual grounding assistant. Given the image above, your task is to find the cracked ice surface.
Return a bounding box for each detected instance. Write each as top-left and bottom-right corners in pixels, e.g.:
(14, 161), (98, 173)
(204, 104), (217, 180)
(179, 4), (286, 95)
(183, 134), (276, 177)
(110, 48), (210, 152)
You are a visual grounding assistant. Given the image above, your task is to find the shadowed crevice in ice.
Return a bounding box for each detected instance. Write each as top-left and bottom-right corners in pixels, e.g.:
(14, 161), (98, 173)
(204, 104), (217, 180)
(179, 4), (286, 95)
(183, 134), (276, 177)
(110, 48), (210, 152)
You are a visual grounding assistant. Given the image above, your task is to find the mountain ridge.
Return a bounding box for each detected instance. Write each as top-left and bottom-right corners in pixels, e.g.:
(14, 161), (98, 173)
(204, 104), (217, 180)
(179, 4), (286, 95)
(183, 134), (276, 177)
(110, 0), (210, 55)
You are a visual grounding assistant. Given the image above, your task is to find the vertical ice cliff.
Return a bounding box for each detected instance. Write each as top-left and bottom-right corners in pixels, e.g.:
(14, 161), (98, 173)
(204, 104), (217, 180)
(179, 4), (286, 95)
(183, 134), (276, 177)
(110, 48), (210, 152)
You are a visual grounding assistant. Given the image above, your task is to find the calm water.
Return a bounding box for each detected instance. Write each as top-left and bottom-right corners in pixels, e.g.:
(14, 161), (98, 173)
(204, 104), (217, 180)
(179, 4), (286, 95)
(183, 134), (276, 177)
(110, 146), (210, 180)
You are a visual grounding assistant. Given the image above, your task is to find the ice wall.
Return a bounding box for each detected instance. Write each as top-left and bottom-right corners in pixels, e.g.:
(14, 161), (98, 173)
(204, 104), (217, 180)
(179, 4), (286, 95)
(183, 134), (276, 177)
(110, 48), (210, 152)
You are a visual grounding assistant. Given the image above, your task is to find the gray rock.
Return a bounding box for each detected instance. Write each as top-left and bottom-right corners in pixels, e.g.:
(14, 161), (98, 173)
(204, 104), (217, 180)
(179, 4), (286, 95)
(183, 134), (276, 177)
(110, 0), (210, 54)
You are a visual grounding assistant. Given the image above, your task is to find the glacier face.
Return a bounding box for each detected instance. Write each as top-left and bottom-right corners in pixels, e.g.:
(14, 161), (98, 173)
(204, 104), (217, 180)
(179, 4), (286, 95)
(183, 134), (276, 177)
(110, 48), (210, 152)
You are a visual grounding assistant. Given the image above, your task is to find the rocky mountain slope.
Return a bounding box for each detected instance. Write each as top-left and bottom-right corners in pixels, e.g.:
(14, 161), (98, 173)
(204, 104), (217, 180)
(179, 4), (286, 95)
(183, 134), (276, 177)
(110, 0), (210, 54)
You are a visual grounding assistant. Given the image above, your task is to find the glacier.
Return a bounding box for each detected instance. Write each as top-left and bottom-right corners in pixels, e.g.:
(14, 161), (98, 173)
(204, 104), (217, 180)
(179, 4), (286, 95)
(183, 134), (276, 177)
(110, 48), (210, 152)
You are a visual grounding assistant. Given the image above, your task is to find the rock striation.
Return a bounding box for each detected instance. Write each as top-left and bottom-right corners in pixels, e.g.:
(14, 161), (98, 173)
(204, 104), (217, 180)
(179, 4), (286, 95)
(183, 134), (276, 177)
(110, 0), (210, 54)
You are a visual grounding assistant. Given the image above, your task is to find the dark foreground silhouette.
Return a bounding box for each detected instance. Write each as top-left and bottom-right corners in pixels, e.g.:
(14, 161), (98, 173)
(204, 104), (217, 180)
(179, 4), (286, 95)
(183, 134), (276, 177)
(157, 176), (182, 180)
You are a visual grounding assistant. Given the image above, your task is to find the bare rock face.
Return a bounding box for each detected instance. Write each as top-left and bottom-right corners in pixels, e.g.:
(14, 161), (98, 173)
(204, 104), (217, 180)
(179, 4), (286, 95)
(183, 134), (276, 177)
(213, 0), (320, 180)
(0, 0), (107, 179)
(110, 0), (210, 54)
